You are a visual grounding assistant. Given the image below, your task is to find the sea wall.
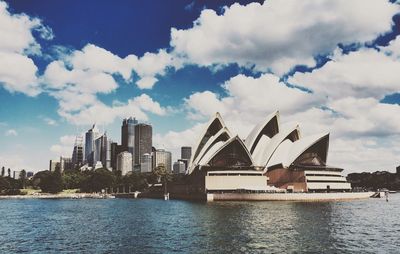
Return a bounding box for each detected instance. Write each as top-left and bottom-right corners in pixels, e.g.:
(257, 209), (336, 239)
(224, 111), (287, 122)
(208, 192), (374, 201)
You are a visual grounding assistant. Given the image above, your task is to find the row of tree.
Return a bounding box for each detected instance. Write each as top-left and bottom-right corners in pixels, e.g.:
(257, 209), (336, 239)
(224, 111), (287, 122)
(0, 164), (173, 195)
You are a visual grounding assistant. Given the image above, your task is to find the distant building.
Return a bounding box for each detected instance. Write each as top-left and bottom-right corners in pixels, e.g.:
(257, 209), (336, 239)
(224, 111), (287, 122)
(117, 151), (132, 176)
(26, 171), (34, 178)
(72, 136), (84, 169)
(13, 171), (21, 179)
(60, 157), (73, 172)
(111, 142), (124, 171)
(178, 159), (188, 172)
(49, 158), (60, 172)
(397, 165), (400, 175)
(153, 149), (172, 173)
(140, 153), (152, 173)
(121, 117), (137, 156)
(98, 133), (112, 170)
(85, 124), (100, 166)
(134, 123), (152, 168)
(181, 146), (192, 160)
(173, 161), (185, 174)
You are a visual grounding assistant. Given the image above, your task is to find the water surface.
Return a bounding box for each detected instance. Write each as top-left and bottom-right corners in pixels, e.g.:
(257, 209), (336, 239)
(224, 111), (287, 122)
(0, 195), (399, 253)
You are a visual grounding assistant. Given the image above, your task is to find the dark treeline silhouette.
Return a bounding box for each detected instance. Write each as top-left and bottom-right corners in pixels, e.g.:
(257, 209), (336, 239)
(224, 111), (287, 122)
(347, 171), (400, 190)
(1, 165), (173, 195)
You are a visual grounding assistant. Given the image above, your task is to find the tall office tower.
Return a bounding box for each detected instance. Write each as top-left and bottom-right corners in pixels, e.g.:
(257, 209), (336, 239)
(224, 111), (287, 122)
(134, 123), (152, 168)
(94, 136), (103, 166)
(116, 151), (132, 176)
(140, 153), (152, 173)
(173, 161), (186, 174)
(121, 117), (137, 155)
(72, 136), (84, 169)
(111, 142), (124, 171)
(180, 146), (192, 172)
(85, 124), (100, 166)
(100, 133), (112, 170)
(181, 146), (192, 160)
(153, 149), (172, 173)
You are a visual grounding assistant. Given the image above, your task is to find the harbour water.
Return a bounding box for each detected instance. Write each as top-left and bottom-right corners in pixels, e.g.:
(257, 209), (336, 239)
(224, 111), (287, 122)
(0, 195), (399, 253)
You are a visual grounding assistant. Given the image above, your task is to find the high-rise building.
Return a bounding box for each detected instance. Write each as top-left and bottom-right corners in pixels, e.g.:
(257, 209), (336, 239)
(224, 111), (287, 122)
(111, 142), (124, 171)
(117, 151), (132, 176)
(60, 157), (73, 172)
(173, 161), (186, 174)
(153, 149), (172, 173)
(134, 123), (152, 168)
(397, 165), (400, 175)
(181, 146), (192, 160)
(121, 117), (137, 156)
(85, 124), (100, 166)
(72, 136), (84, 169)
(101, 133), (112, 170)
(140, 153), (152, 173)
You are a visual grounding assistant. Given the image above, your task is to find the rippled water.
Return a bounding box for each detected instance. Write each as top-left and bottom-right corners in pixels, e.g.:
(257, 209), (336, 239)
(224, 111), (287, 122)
(0, 195), (399, 253)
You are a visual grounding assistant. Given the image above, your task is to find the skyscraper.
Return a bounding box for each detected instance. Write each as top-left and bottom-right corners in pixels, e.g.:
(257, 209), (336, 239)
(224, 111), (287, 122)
(180, 146), (192, 172)
(72, 135), (84, 169)
(181, 146), (192, 160)
(121, 117), (137, 156)
(140, 153), (152, 173)
(134, 123), (152, 168)
(85, 124), (100, 166)
(117, 151), (132, 176)
(101, 133), (112, 170)
(153, 149), (172, 173)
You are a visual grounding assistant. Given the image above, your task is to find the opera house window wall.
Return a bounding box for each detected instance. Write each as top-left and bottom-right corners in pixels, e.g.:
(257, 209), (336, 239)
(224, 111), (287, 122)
(186, 111), (351, 193)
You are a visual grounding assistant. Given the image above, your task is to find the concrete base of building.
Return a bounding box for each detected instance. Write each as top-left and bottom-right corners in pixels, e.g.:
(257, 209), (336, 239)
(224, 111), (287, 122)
(207, 192), (375, 202)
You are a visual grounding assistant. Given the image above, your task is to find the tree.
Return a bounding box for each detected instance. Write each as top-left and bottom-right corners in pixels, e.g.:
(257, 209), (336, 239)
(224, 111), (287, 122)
(0, 177), (10, 192)
(7, 168), (10, 177)
(80, 168), (115, 193)
(38, 169), (63, 194)
(153, 164), (172, 194)
(19, 170), (27, 189)
(1, 166), (4, 177)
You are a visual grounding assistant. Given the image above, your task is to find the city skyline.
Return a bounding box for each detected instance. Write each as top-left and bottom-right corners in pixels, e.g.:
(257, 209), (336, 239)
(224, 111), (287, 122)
(1, 0), (400, 173)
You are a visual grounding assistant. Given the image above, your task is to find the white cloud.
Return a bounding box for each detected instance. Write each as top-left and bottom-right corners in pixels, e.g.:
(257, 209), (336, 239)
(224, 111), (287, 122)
(288, 47), (400, 100)
(40, 116), (57, 126)
(5, 129), (18, 136)
(50, 135), (75, 157)
(61, 94), (167, 125)
(171, 0), (399, 75)
(0, 1), (53, 96)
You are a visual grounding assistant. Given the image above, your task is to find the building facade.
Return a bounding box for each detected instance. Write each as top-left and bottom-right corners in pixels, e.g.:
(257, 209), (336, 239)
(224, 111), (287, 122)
(181, 146), (192, 160)
(116, 151), (132, 176)
(153, 149), (172, 173)
(173, 161), (186, 174)
(140, 153), (152, 173)
(72, 136), (84, 169)
(134, 123), (152, 168)
(85, 124), (100, 166)
(121, 117), (137, 156)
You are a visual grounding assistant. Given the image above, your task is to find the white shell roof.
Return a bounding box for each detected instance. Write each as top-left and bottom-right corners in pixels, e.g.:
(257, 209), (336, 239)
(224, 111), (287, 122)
(266, 132), (329, 169)
(189, 112), (226, 166)
(245, 111), (279, 153)
(188, 112), (331, 175)
(191, 127), (232, 171)
(202, 136), (255, 166)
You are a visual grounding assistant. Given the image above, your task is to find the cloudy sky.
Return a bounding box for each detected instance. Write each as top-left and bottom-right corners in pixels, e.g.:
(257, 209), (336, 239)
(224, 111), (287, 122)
(0, 0), (400, 173)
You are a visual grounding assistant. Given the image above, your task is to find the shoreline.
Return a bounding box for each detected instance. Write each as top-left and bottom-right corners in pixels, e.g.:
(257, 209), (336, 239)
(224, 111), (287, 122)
(0, 193), (114, 199)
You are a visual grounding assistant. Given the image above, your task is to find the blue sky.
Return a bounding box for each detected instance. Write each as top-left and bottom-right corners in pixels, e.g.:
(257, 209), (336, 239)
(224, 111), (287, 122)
(1, 0), (400, 173)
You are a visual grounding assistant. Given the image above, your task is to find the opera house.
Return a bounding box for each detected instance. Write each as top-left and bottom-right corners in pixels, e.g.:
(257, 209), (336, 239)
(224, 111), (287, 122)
(185, 111), (351, 194)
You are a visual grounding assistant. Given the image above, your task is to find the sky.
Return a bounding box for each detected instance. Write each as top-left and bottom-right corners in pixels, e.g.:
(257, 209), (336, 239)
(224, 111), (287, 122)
(0, 0), (400, 174)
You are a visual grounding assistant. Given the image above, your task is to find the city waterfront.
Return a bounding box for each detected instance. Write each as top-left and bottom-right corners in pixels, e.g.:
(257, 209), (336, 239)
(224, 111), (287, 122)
(0, 196), (399, 253)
